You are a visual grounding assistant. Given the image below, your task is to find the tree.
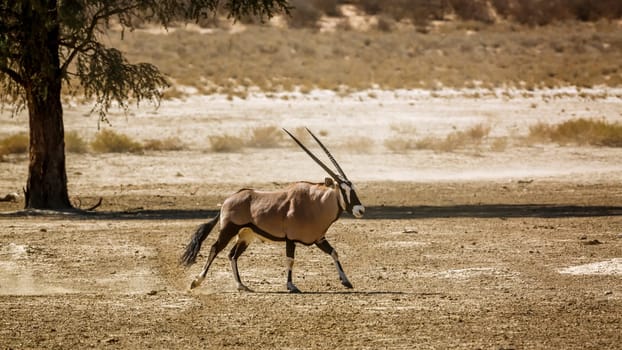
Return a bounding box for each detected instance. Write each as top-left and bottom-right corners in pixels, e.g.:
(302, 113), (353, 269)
(0, 0), (289, 210)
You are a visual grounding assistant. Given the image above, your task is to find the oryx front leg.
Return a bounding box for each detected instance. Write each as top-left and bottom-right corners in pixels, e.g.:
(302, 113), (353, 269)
(316, 238), (353, 289)
(285, 239), (301, 293)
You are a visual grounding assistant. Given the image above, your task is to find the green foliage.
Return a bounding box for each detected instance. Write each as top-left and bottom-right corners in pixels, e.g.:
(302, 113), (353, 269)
(528, 118), (622, 147)
(76, 45), (169, 121)
(90, 129), (143, 153)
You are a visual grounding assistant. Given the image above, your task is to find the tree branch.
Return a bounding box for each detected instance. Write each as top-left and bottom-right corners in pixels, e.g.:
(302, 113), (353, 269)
(60, 3), (141, 75)
(0, 65), (24, 87)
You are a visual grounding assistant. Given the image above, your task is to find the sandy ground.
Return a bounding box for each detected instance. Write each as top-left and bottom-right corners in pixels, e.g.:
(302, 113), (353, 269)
(1, 91), (622, 349)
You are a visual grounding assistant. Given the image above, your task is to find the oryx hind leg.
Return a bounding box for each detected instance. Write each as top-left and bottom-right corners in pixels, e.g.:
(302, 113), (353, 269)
(228, 228), (254, 292)
(315, 238), (353, 289)
(190, 223), (240, 290)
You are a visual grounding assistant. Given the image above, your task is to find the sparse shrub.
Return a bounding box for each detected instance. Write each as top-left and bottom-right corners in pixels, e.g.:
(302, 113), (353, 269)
(209, 134), (244, 152)
(312, 0), (342, 17)
(384, 137), (414, 153)
(356, 0), (382, 15)
(65, 131), (88, 154)
(291, 127), (310, 144)
(490, 137), (508, 152)
(413, 137), (438, 150)
(449, 0), (494, 23)
(375, 15), (395, 32)
(466, 123), (491, 141)
(438, 130), (470, 152)
(342, 136), (374, 153)
(91, 129), (143, 153)
(390, 122), (417, 135)
(386, 124), (491, 153)
(247, 125), (283, 148)
(143, 137), (185, 151)
(287, 0), (322, 29)
(0, 133), (29, 160)
(528, 118), (622, 147)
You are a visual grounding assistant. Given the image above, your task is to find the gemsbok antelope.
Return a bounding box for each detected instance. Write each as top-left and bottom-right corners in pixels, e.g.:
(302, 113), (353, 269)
(180, 128), (365, 293)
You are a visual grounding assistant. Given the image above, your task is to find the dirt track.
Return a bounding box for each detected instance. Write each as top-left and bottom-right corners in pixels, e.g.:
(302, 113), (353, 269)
(1, 93), (622, 349)
(1, 180), (621, 349)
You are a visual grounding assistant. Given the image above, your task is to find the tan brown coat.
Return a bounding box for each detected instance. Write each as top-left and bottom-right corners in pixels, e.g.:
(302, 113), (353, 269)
(222, 181), (341, 245)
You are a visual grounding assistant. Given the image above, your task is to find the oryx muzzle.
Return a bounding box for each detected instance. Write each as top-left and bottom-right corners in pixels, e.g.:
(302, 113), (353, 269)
(181, 128), (365, 293)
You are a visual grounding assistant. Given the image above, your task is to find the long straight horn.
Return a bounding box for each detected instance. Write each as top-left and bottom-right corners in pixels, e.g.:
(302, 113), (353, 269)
(283, 128), (339, 180)
(305, 128), (348, 180)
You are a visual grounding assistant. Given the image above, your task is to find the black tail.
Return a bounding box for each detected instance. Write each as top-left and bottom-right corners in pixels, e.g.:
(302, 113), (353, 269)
(180, 213), (220, 266)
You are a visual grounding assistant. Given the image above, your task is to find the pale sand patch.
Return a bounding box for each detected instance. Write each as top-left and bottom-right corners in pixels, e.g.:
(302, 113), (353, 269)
(558, 259), (622, 276)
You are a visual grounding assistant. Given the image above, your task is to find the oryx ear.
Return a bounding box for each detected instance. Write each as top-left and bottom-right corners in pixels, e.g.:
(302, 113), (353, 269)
(324, 177), (335, 187)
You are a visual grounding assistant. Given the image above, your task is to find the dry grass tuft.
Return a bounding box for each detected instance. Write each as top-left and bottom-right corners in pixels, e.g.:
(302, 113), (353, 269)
(91, 129), (143, 153)
(0, 133), (29, 157)
(384, 137), (415, 153)
(209, 134), (245, 152)
(341, 136), (374, 153)
(385, 123), (491, 153)
(65, 131), (88, 154)
(143, 137), (186, 151)
(528, 118), (622, 147)
(390, 122), (417, 135)
(246, 125), (283, 148)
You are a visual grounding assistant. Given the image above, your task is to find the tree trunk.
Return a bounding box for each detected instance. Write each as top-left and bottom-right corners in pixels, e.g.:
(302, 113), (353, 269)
(22, 0), (72, 210)
(25, 81), (72, 210)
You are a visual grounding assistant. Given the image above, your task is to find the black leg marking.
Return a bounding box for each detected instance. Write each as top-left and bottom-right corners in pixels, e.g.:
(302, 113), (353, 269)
(229, 241), (252, 291)
(315, 238), (353, 289)
(286, 239), (301, 293)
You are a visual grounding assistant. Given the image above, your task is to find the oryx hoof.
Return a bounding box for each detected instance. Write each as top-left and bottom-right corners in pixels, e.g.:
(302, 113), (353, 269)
(190, 278), (203, 290)
(341, 280), (353, 289)
(287, 283), (302, 294)
(237, 284), (254, 293)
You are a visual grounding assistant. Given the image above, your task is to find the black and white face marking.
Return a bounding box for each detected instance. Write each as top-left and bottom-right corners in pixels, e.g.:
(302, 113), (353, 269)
(337, 179), (365, 218)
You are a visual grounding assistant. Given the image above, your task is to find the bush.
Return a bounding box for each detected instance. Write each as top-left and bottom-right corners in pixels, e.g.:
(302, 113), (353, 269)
(287, 0), (322, 29)
(449, 0), (494, 23)
(91, 129), (143, 153)
(65, 131), (88, 154)
(143, 137), (185, 151)
(384, 137), (414, 153)
(247, 125), (283, 148)
(528, 118), (622, 146)
(209, 134), (244, 152)
(0, 133), (29, 156)
(312, 0), (342, 17)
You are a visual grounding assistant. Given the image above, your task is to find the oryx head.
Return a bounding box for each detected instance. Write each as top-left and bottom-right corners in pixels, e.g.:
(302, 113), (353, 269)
(283, 128), (365, 219)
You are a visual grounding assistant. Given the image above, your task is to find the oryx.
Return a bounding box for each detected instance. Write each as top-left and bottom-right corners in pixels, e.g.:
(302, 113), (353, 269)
(180, 128), (365, 293)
